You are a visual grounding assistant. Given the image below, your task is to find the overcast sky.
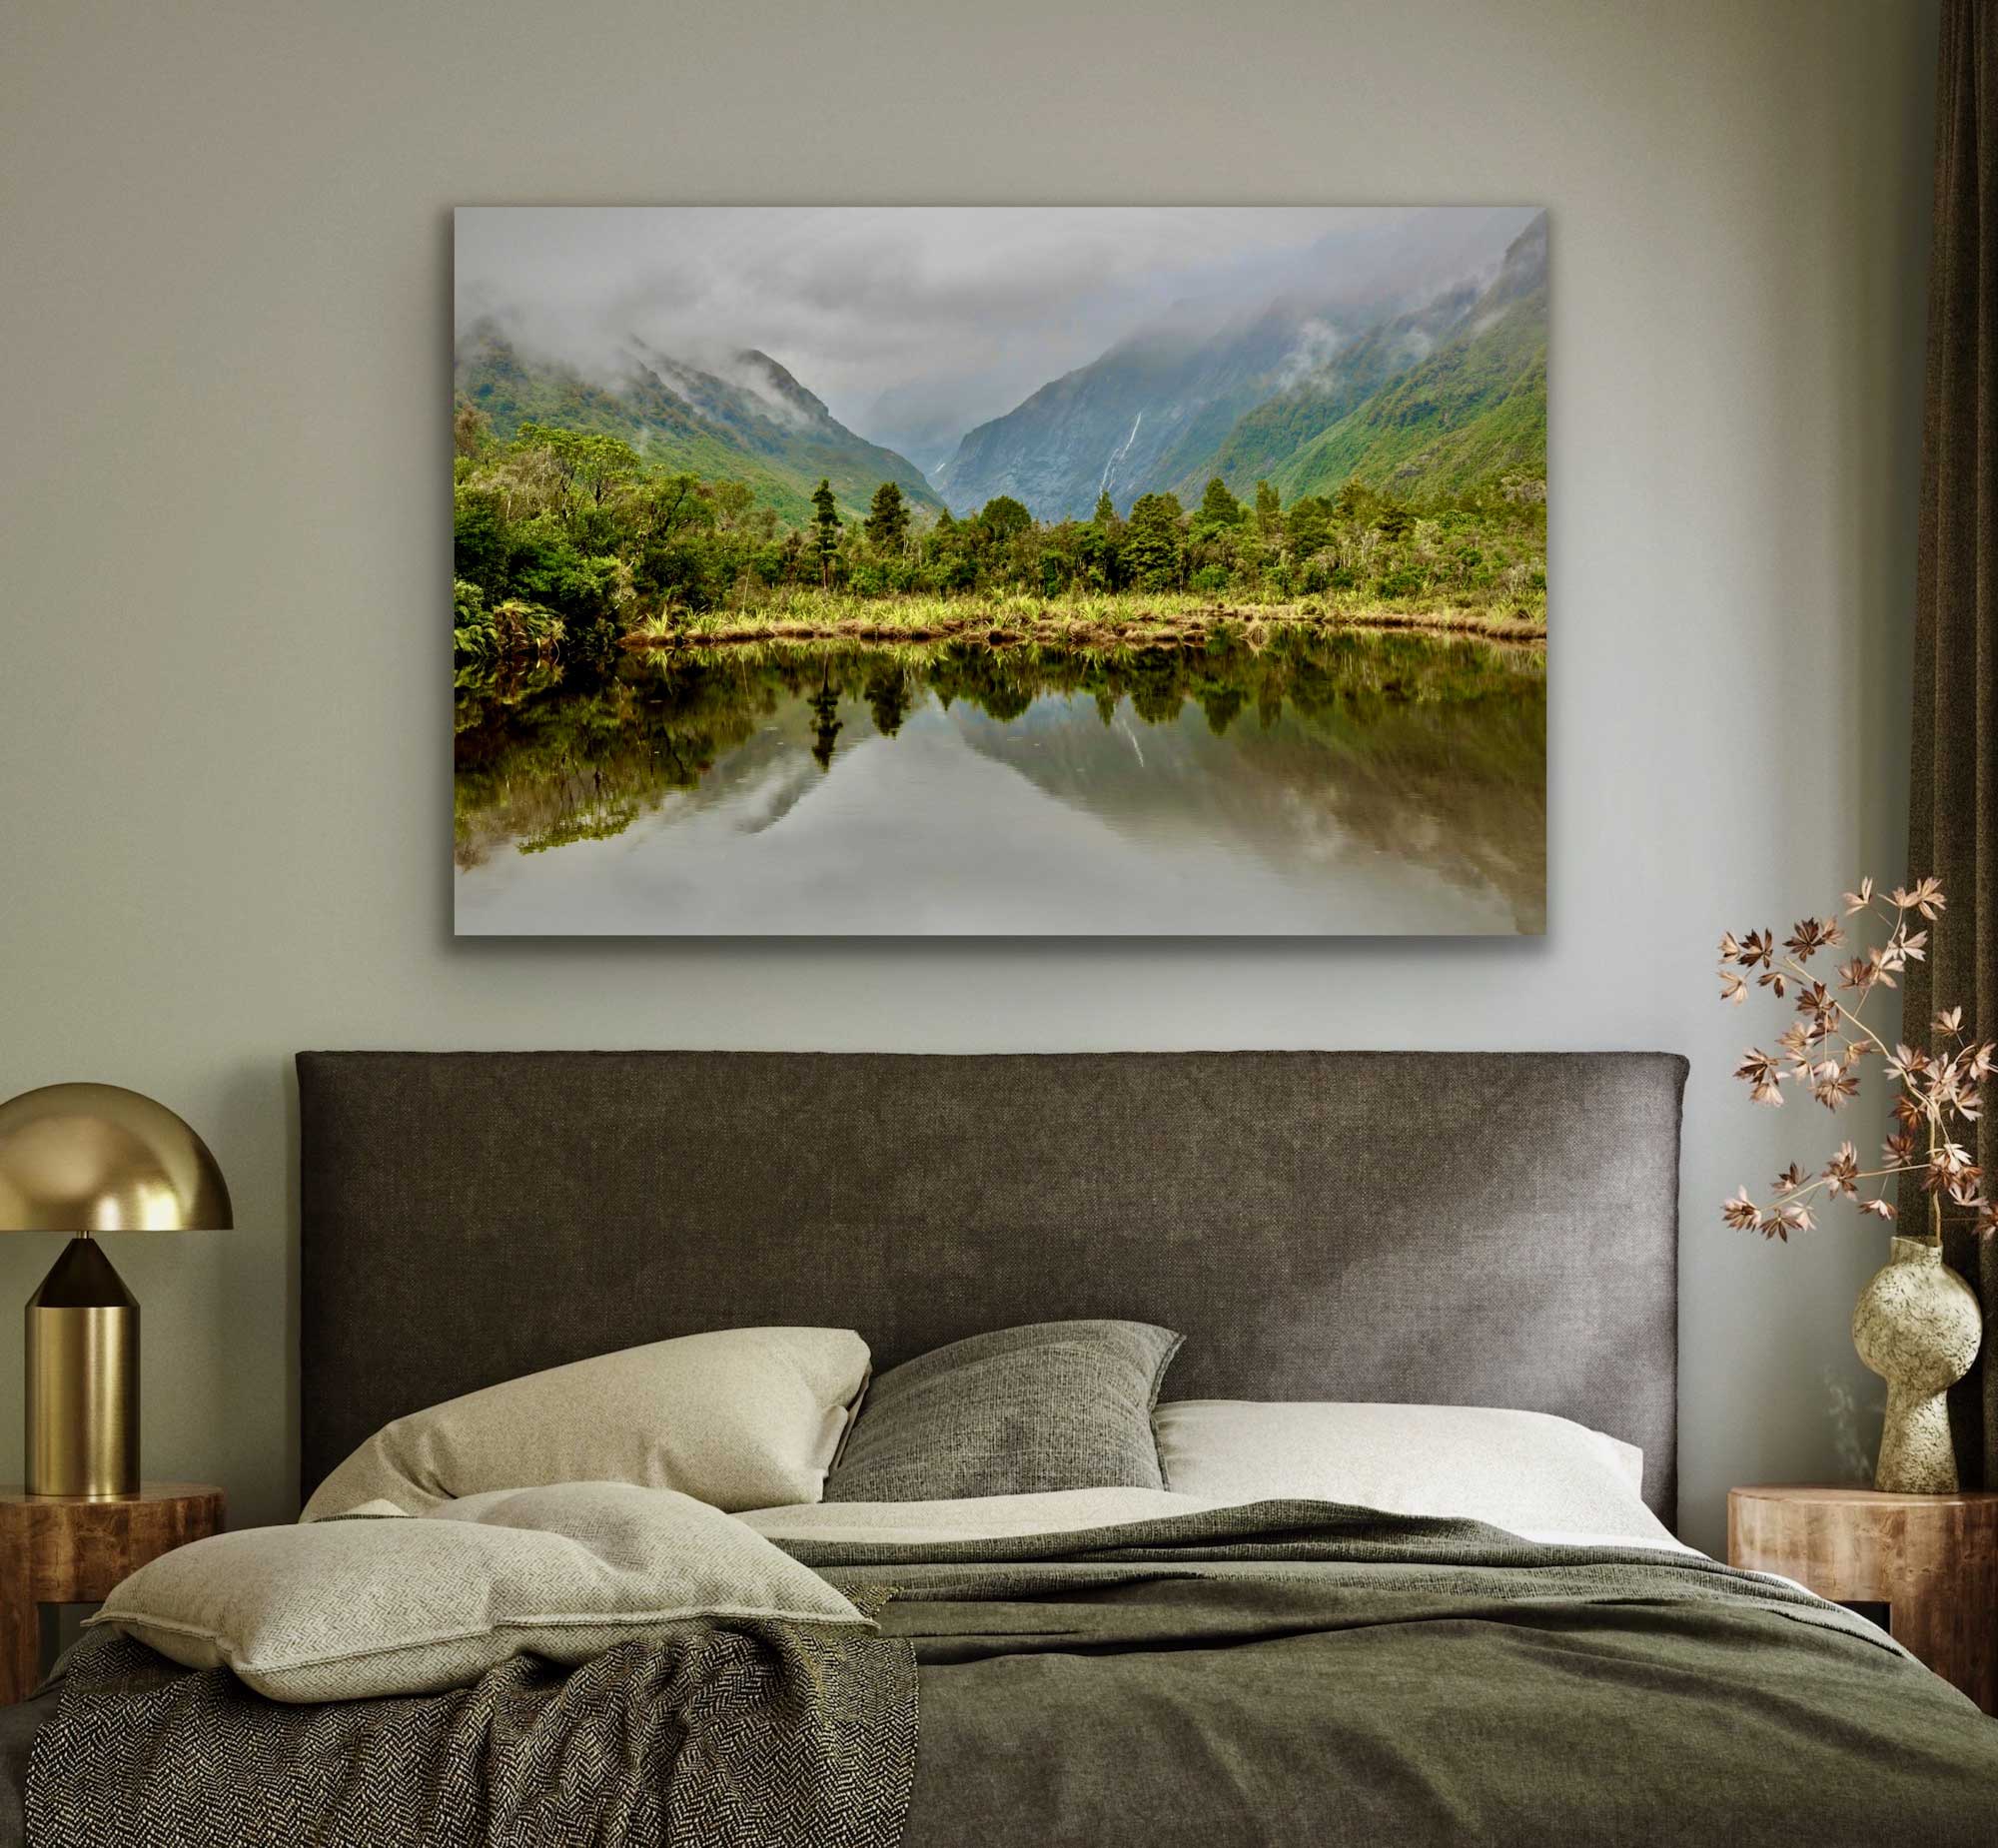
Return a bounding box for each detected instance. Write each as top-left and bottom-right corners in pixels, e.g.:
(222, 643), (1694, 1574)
(457, 206), (1536, 469)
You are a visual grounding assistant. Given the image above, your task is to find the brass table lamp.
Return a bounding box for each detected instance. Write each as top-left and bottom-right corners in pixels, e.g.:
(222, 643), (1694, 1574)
(0, 1084), (232, 1497)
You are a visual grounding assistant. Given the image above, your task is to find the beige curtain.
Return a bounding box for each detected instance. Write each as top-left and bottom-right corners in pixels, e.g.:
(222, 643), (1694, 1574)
(1904, 0), (1998, 1488)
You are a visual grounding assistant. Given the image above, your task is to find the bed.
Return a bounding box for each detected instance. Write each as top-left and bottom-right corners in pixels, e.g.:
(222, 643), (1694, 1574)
(7, 1049), (1998, 1846)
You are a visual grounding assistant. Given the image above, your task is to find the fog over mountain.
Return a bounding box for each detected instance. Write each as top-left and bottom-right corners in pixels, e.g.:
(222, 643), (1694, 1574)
(455, 206), (1538, 487)
(934, 211), (1546, 518)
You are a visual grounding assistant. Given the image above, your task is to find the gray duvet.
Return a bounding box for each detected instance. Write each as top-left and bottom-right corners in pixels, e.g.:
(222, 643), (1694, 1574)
(8, 1502), (1998, 1847)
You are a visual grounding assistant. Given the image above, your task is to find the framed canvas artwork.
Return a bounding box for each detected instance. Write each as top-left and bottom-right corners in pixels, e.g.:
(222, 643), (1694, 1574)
(453, 207), (1546, 935)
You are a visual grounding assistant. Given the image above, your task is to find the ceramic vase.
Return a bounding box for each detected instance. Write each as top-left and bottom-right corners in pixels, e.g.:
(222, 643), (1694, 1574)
(1851, 1235), (1981, 1494)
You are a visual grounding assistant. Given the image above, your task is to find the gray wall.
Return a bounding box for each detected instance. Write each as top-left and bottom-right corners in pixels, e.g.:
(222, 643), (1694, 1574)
(0, 0), (1938, 1551)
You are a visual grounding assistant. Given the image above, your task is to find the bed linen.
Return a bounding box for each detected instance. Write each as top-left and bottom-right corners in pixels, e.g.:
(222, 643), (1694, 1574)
(742, 1484), (1226, 1542)
(1154, 1398), (1673, 1544)
(746, 1484), (1708, 1557)
(26, 1615), (913, 1848)
(10, 1497), (1998, 1847)
(803, 1499), (1998, 1848)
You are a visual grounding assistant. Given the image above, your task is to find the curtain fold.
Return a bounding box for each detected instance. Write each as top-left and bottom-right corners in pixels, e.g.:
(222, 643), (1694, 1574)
(1903, 0), (1998, 1489)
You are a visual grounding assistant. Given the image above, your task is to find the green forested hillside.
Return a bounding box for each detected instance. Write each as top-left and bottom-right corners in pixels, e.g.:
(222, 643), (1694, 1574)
(1170, 285), (1481, 502)
(1152, 212), (1549, 507)
(456, 325), (941, 525)
(1265, 213), (1546, 501)
(1270, 289), (1545, 501)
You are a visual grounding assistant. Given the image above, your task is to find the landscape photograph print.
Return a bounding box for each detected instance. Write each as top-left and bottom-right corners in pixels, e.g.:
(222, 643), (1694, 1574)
(453, 206), (1547, 935)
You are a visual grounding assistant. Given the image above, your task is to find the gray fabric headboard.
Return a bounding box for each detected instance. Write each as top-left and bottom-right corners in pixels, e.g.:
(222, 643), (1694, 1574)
(298, 1051), (1686, 1522)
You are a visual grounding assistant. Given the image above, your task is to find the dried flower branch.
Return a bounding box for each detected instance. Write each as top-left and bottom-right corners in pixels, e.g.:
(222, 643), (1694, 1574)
(1719, 876), (1998, 1244)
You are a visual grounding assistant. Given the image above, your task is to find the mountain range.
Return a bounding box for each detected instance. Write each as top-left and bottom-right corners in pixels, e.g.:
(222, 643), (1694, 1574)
(933, 211), (1546, 517)
(455, 325), (944, 526)
(456, 211), (1545, 527)
(1257, 211), (1546, 503)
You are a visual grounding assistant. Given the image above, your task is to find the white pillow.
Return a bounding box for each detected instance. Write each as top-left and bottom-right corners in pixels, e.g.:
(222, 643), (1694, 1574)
(302, 1328), (871, 1520)
(1153, 1400), (1675, 1546)
(94, 1481), (870, 1702)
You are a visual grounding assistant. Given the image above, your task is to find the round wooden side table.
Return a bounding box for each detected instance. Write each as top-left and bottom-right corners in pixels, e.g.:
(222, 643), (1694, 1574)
(1727, 1482), (1998, 1714)
(0, 1482), (224, 1703)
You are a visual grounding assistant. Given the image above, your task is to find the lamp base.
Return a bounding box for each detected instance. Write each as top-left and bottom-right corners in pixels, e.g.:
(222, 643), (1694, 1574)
(24, 1238), (139, 1498)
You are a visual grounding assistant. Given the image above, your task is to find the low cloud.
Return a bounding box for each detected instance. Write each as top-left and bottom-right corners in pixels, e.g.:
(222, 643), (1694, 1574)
(1269, 318), (1346, 395)
(457, 206), (1537, 458)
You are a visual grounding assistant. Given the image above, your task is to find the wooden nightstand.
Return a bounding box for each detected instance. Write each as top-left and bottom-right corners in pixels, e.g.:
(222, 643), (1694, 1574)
(0, 1482), (224, 1703)
(1728, 1483), (1998, 1713)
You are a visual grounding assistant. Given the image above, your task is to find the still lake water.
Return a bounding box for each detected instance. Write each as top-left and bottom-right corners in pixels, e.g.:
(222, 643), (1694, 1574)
(454, 629), (1545, 935)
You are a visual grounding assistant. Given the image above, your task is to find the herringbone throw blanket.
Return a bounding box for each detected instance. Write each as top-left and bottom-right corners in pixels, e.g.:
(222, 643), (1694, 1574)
(27, 1621), (916, 1848)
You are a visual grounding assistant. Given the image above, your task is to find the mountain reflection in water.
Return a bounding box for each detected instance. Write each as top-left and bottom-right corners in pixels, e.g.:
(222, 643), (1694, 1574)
(453, 629), (1545, 935)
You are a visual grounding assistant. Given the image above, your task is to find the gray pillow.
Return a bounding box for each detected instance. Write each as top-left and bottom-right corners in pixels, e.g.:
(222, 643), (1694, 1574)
(822, 1320), (1182, 1502)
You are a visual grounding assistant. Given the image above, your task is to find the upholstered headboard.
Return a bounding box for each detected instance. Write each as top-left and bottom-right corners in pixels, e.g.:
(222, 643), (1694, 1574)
(298, 1051), (1687, 1521)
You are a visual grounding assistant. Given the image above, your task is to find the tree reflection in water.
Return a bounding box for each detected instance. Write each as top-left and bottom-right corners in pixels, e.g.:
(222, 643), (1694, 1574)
(454, 625), (1546, 930)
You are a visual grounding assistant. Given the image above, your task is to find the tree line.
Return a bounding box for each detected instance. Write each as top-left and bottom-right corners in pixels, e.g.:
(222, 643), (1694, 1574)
(453, 405), (1545, 656)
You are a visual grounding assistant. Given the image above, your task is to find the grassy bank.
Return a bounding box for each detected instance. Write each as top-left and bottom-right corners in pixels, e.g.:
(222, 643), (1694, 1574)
(620, 589), (1545, 651)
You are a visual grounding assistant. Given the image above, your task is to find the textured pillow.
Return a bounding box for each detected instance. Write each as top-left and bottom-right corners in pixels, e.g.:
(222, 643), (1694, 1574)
(823, 1320), (1182, 1502)
(302, 1328), (871, 1520)
(93, 1482), (870, 1702)
(1153, 1400), (1675, 1545)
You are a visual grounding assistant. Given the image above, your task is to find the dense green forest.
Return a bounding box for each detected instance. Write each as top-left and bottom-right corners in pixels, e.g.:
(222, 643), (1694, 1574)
(453, 407), (1546, 664)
